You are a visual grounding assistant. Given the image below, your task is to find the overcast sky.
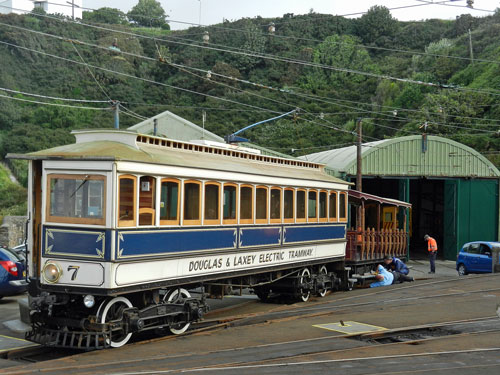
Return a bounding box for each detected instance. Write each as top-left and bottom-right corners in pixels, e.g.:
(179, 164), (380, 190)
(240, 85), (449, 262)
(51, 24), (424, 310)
(84, 1), (499, 30)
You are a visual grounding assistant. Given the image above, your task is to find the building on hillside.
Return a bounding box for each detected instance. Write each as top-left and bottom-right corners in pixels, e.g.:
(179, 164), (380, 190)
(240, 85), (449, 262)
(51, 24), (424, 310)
(301, 135), (500, 260)
(0, 0), (33, 14)
(0, 0), (82, 19)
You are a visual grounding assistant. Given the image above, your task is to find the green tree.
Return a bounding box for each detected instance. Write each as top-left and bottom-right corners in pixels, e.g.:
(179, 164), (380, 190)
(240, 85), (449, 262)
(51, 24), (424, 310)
(83, 8), (128, 25)
(303, 34), (376, 92)
(127, 0), (167, 28)
(355, 5), (399, 47)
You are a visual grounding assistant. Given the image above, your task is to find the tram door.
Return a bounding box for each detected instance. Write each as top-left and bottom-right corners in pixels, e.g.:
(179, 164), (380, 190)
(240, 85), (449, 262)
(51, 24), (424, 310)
(382, 207), (397, 229)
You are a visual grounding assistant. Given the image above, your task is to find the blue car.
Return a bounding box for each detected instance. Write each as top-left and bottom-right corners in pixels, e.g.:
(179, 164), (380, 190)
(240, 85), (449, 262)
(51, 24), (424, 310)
(456, 241), (500, 276)
(0, 246), (27, 299)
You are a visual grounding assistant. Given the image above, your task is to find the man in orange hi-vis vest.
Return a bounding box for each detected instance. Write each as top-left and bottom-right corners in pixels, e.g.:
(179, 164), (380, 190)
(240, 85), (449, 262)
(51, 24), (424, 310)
(424, 234), (437, 274)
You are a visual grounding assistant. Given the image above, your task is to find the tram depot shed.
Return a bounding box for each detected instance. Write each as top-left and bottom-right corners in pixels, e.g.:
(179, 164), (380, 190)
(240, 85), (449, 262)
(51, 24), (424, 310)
(302, 135), (500, 261)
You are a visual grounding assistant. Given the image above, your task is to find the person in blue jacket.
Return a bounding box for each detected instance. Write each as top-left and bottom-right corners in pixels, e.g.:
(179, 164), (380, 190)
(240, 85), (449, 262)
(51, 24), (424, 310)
(383, 255), (414, 283)
(370, 264), (394, 288)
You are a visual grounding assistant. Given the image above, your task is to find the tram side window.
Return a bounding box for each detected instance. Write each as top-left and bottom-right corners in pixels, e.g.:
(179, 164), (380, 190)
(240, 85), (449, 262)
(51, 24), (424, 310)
(48, 174), (106, 225)
(339, 192), (347, 221)
(256, 186), (268, 223)
(160, 180), (179, 225)
(204, 183), (220, 224)
(284, 189), (294, 222)
(240, 186), (253, 224)
(308, 190), (317, 220)
(319, 191), (327, 221)
(119, 175), (136, 227)
(139, 176), (155, 226)
(184, 181), (201, 224)
(329, 192), (337, 221)
(296, 190), (306, 222)
(270, 188), (281, 222)
(223, 184), (237, 224)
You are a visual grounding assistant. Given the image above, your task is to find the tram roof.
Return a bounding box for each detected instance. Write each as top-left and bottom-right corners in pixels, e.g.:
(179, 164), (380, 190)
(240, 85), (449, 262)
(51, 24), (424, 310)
(348, 190), (412, 208)
(8, 129), (349, 185)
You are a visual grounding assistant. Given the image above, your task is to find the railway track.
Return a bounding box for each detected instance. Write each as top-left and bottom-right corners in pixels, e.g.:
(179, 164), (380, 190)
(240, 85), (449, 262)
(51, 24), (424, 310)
(2, 317), (499, 375)
(1, 273), (499, 373)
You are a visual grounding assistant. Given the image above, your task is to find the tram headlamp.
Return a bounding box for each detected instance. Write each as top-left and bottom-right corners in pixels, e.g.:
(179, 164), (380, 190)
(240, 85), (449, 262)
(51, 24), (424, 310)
(42, 261), (62, 283)
(83, 295), (95, 308)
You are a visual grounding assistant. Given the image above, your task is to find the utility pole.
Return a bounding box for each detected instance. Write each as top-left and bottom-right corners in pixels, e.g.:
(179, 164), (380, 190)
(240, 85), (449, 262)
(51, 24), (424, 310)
(113, 101), (120, 129)
(202, 110), (206, 140)
(468, 29), (474, 64)
(356, 118), (363, 192)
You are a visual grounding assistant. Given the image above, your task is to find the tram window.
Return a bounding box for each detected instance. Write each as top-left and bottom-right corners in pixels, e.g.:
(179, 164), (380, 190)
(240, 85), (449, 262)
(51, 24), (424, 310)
(256, 186), (268, 223)
(204, 183), (220, 224)
(329, 192), (337, 221)
(47, 174), (106, 225)
(160, 179), (179, 225)
(339, 192), (347, 221)
(139, 176), (155, 226)
(223, 184), (237, 224)
(270, 188), (281, 222)
(118, 175), (136, 227)
(319, 191), (327, 221)
(296, 190), (306, 222)
(240, 185), (253, 224)
(308, 190), (317, 220)
(184, 181), (201, 225)
(284, 189), (294, 222)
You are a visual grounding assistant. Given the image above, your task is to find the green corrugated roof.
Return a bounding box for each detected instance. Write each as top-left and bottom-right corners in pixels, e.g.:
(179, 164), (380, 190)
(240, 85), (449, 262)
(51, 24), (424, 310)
(302, 135), (500, 178)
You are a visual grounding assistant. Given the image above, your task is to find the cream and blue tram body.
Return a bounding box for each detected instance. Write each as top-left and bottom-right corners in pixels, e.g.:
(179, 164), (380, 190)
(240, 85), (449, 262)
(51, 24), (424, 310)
(12, 129), (350, 349)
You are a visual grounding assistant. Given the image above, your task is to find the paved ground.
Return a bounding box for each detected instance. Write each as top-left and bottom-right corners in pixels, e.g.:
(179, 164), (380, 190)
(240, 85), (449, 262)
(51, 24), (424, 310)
(407, 258), (459, 278)
(0, 263), (498, 374)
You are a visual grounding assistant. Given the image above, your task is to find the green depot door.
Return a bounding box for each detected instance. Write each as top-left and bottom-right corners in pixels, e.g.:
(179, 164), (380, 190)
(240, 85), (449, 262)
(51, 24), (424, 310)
(443, 180), (458, 260)
(444, 179), (499, 261)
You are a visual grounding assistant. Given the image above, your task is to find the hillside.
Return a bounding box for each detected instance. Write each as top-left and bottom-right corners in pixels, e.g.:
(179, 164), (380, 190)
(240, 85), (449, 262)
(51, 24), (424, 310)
(0, 6), (499, 182)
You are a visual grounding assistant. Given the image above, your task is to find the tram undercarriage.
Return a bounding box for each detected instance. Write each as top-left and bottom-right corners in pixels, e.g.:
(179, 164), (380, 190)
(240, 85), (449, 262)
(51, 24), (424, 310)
(24, 262), (348, 350)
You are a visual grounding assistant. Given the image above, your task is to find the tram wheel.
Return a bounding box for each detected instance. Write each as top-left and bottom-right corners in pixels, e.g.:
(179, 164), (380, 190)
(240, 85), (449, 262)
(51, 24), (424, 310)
(254, 287), (270, 302)
(165, 288), (191, 335)
(299, 268), (311, 302)
(97, 296), (133, 348)
(317, 265), (329, 298)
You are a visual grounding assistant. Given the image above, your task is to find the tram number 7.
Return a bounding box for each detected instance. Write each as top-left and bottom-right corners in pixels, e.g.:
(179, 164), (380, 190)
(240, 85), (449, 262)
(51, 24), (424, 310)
(67, 266), (80, 281)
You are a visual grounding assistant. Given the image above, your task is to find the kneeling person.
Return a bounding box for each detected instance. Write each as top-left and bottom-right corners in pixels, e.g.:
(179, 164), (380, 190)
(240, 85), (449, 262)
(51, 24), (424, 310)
(383, 254), (414, 283)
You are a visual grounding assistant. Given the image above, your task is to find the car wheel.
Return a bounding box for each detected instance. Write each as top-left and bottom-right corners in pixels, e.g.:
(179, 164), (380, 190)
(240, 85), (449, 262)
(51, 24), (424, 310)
(457, 264), (467, 276)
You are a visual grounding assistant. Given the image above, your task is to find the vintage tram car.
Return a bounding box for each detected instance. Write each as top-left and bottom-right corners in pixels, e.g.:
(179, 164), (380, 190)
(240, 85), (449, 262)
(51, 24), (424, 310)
(10, 129), (357, 349)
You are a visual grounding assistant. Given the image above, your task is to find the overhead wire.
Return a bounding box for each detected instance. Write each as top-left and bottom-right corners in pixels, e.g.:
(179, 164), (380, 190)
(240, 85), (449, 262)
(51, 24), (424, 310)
(1, 20), (497, 136)
(0, 39), (367, 142)
(3, 5), (500, 100)
(0, 86), (109, 103)
(20, 1), (500, 67)
(0, 92), (111, 110)
(1, 4), (498, 143)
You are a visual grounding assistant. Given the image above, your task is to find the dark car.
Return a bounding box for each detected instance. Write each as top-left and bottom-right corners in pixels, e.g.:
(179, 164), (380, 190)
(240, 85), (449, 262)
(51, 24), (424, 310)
(456, 241), (500, 276)
(11, 243), (27, 260)
(0, 246), (27, 299)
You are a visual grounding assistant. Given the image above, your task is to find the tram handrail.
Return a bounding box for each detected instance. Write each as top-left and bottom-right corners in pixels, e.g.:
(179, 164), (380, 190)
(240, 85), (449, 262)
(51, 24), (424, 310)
(346, 227), (408, 261)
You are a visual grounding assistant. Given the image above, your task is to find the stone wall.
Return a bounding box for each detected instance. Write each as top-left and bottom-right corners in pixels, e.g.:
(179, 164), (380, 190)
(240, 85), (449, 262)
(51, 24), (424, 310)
(0, 216), (27, 248)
